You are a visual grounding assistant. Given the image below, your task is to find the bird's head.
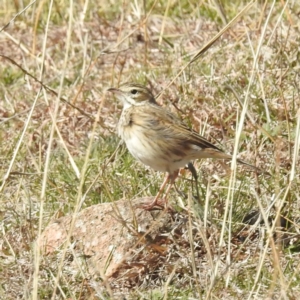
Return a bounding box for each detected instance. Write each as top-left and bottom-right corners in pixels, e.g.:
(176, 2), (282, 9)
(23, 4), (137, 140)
(107, 83), (157, 108)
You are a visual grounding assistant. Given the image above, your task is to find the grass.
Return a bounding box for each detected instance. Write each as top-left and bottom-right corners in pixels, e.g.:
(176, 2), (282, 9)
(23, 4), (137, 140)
(1, 0), (300, 299)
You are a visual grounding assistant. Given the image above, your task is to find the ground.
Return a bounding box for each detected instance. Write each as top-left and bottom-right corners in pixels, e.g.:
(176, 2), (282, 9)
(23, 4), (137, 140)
(1, 1), (300, 299)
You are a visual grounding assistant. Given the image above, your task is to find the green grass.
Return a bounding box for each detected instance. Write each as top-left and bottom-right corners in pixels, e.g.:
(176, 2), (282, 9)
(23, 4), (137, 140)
(1, 0), (300, 299)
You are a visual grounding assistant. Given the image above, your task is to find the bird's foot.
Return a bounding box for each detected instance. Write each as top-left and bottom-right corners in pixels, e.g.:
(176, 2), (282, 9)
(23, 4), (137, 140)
(138, 198), (164, 210)
(139, 198), (174, 212)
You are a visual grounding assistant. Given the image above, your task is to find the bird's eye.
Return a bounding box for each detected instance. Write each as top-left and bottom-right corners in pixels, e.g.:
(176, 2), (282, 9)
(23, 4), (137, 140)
(131, 89), (138, 95)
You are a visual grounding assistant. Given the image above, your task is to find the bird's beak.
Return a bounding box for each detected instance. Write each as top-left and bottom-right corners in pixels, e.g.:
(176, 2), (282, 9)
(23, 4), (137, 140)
(107, 87), (122, 97)
(107, 87), (121, 94)
(107, 87), (125, 103)
(107, 87), (116, 92)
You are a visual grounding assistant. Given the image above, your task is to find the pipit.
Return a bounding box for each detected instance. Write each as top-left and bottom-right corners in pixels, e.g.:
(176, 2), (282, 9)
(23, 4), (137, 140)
(107, 83), (259, 209)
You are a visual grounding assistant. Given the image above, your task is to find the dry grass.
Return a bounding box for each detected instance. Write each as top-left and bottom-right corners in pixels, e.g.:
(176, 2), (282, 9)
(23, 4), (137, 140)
(1, 0), (300, 299)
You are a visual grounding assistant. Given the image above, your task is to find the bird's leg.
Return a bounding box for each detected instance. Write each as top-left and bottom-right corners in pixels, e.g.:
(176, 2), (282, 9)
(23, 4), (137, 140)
(161, 170), (179, 208)
(141, 173), (170, 210)
(141, 170), (178, 210)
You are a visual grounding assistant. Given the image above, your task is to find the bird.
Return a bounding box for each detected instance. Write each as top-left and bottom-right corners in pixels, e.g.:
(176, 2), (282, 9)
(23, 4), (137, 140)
(107, 82), (260, 210)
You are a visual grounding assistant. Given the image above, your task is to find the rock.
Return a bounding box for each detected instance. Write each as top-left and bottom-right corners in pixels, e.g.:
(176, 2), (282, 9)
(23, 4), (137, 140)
(39, 197), (174, 279)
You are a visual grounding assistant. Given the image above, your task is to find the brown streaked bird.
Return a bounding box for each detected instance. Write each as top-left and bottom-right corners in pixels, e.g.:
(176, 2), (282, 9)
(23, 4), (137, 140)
(107, 83), (259, 209)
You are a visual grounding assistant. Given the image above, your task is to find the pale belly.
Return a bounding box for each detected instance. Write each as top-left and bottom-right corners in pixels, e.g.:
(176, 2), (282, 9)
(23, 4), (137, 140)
(124, 133), (189, 173)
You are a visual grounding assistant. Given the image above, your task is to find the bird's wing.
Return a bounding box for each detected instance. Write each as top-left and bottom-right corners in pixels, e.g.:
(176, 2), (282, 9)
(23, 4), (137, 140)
(131, 104), (229, 156)
(160, 108), (262, 169)
(130, 104), (261, 171)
